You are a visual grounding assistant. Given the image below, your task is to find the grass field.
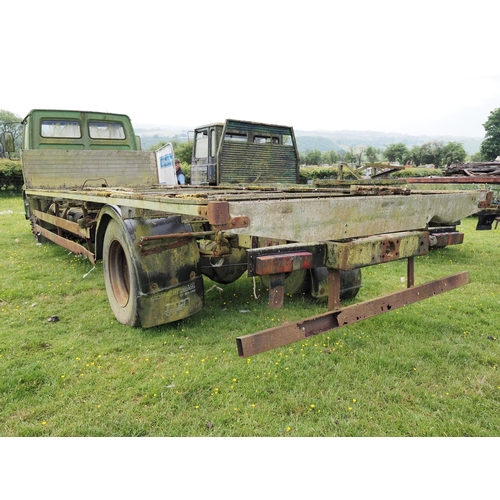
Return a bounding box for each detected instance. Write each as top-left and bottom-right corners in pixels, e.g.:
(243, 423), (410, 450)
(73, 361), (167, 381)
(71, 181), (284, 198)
(1, 193), (499, 436)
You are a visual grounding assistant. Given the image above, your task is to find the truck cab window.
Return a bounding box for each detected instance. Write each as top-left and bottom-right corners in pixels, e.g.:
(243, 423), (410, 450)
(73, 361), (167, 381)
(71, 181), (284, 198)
(194, 130), (208, 158)
(210, 128), (217, 158)
(253, 135), (281, 144)
(89, 121), (126, 139)
(253, 135), (270, 144)
(224, 132), (247, 142)
(41, 120), (81, 138)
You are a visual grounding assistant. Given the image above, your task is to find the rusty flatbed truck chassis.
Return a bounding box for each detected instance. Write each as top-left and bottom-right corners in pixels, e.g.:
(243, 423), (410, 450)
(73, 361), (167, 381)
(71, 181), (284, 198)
(14, 110), (492, 356)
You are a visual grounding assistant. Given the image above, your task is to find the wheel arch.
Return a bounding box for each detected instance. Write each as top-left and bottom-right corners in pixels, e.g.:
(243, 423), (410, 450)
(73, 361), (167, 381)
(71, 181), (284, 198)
(95, 204), (123, 261)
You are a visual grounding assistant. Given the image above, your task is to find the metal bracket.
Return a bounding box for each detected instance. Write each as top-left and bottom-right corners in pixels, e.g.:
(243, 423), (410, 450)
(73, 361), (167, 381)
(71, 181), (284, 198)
(253, 251), (314, 309)
(198, 201), (250, 229)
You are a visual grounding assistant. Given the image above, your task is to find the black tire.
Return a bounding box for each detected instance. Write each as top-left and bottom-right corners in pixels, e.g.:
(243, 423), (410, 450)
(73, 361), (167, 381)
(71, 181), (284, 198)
(261, 269), (311, 296)
(103, 219), (140, 326)
(339, 268), (362, 300)
(310, 267), (362, 301)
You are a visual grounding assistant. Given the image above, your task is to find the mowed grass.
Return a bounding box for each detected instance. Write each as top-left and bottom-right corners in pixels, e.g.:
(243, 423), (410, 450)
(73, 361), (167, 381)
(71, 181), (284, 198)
(1, 193), (499, 436)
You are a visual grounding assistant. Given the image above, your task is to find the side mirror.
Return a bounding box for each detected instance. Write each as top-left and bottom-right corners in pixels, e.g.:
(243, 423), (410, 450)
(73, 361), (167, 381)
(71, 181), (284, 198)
(1, 131), (15, 153)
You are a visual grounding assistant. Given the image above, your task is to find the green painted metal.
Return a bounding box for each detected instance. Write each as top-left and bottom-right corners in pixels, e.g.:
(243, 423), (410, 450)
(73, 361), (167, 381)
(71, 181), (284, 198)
(21, 149), (158, 189)
(22, 109), (140, 150)
(191, 119), (299, 186)
(219, 120), (299, 185)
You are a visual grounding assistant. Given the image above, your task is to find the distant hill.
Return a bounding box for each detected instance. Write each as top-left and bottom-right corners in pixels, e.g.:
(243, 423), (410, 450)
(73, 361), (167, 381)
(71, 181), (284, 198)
(135, 124), (483, 155)
(294, 129), (483, 155)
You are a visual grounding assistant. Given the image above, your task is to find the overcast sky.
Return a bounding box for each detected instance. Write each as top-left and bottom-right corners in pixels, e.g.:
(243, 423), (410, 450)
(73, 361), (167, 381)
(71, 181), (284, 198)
(3, 0), (498, 138)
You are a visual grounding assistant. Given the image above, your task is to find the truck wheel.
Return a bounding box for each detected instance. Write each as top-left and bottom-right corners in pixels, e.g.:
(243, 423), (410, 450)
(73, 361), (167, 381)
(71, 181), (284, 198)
(103, 219), (140, 326)
(339, 268), (362, 300)
(261, 269), (311, 296)
(310, 267), (362, 301)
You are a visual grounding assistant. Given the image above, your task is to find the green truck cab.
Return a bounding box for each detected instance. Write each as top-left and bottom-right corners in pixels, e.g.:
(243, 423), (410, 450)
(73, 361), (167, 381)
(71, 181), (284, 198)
(190, 119), (299, 185)
(21, 109), (141, 150)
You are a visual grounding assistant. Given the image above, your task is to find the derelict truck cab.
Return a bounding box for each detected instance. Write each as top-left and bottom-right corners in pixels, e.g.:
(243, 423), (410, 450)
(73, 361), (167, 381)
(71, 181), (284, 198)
(190, 119), (300, 185)
(21, 109), (142, 151)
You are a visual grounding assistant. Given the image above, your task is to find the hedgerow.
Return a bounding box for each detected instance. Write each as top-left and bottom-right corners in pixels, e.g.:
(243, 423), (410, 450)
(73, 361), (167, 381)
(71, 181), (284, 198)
(0, 159), (23, 191)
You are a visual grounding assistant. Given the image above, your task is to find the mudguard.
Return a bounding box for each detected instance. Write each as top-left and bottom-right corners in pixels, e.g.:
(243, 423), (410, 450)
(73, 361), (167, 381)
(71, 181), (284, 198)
(97, 207), (204, 327)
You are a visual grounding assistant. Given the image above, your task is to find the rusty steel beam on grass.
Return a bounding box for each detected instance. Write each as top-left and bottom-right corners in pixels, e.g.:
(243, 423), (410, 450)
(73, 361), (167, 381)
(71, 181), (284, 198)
(236, 271), (470, 357)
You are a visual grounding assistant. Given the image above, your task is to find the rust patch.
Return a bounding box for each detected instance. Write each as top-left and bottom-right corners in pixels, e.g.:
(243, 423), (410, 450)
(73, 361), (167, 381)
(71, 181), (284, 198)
(255, 252), (313, 275)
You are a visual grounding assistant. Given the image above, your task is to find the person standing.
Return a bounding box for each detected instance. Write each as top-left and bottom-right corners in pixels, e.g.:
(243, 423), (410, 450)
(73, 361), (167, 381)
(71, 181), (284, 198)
(175, 159), (186, 185)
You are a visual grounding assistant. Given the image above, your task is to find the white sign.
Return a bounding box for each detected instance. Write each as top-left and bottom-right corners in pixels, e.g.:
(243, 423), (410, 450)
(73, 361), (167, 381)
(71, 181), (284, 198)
(155, 143), (178, 185)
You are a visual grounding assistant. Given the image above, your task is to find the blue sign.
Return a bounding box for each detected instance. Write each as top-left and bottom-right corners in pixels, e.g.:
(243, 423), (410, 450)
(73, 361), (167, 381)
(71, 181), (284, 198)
(160, 153), (173, 169)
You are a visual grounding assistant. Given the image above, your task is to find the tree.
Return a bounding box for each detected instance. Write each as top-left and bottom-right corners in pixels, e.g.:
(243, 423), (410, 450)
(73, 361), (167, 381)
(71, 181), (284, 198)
(365, 146), (381, 163)
(440, 141), (466, 166)
(408, 145), (424, 166)
(383, 143), (408, 164)
(469, 151), (483, 162)
(480, 108), (500, 161)
(304, 149), (322, 166)
(343, 150), (355, 163)
(0, 110), (23, 157)
(322, 150), (339, 165)
(419, 141), (444, 167)
(347, 145), (365, 167)
(172, 140), (193, 164)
